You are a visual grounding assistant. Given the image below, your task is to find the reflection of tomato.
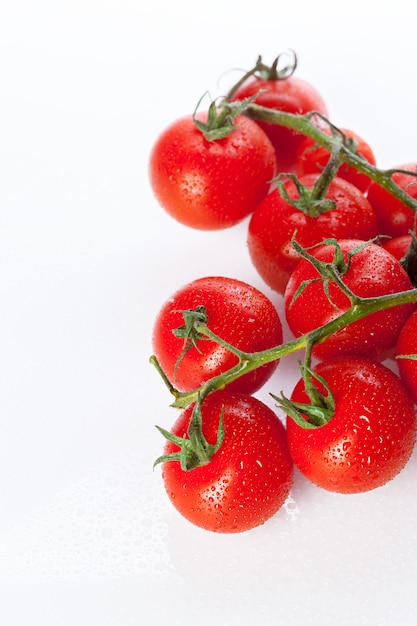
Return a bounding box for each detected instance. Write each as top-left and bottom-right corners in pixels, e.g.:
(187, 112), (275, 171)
(284, 239), (416, 361)
(161, 391), (294, 533)
(247, 174), (377, 294)
(286, 357), (417, 494)
(230, 75), (327, 172)
(396, 309), (417, 405)
(149, 112), (276, 230)
(152, 276), (283, 394)
(366, 163), (417, 237)
(295, 127), (376, 193)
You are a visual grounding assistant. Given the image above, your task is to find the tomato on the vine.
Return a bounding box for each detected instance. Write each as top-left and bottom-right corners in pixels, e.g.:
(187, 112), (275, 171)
(152, 276), (283, 394)
(148, 111), (276, 230)
(366, 163), (417, 238)
(285, 357), (416, 494)
(294, 126), (376, 193)
(247, 174), (378, 294)
(284, 239), (416, 361)
(229, 65), (327, 172)
(381, 234), (417, 288)
(396, 309), (417, 405)
(382, 234), (412, 261)
(160, 390), (294, 533)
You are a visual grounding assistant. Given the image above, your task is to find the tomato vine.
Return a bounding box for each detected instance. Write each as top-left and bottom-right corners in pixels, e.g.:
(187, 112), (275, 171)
(151, 278), (417, 412)
(149, 52), (417, 530)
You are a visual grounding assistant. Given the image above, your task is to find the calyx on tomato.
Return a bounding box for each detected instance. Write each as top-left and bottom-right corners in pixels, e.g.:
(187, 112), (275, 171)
(225, 51), (298, 103)
(192, 94), (259, 141)
(275, 144), (343, 217)
(286, 236), (370, 310)
(249, 51), (298, 81)
(171, 305), (209, 380)
(154, 395), (225, 471)
(272, 364), (335, 429)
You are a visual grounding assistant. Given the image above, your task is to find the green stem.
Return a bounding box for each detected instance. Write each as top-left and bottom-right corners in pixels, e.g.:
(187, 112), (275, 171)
(167, 286), (417, 409)
(309, 145), (342, 203)
(302, 340), (323, 407)
(246, 104), (417, 214)
(224, 52), (297, 102)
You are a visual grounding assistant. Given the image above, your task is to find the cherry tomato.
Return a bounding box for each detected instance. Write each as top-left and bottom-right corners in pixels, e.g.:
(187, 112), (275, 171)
(382, 234), (412, 261)
(229, 74), (327, 172)
(381, 234), (417, 288)
(284, 239), (416, 361)
(366, 163), (417, 237)
(247, 174), (378, 294)
(396, 309), (417, 405)
(286, 357), (417, 494)
(294, 127), (376, 193)
(161, 391), (294, 533)
(152, 276), (283, 394)
(148, 112), (276, 230)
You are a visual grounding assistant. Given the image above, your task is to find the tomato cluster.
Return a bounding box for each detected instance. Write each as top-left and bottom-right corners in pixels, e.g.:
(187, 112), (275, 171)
(149, 53), (417, 534)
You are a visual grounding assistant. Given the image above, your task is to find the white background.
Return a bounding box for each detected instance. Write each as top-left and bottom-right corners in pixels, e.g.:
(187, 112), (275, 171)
(1, 1), (417, 624)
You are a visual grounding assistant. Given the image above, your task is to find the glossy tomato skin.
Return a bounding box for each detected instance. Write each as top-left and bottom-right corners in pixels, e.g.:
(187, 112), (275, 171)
(295, 127), (376, 193)
(284, 239), (416, 361)
(286, 358), (417, 494)
(162, 391), (294, 533)
(366, 163), (417, 238)
(382, 234), (412, 262)
(152, 276), (283, 394)
(230, 76), (328, 172)
(148, 112), (276, 230)
(247, 174), (378, 294)
(396, 310), (417, 405)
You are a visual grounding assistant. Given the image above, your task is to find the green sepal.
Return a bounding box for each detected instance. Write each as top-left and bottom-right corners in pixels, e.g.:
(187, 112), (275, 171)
(271, 390), (334, 429)
(153, 400), (225, 472)
(287, 236), (375, 310)
(271, 392), (319, 429)
(299, 362), (336, 415)
(193, 94), (260, 142)
(153, 425), (202, 471)
(171, 305), (209, 381)
(271, 362), (335, 429)
(275, 173), (336, 217)
(255, 50), (298, 81)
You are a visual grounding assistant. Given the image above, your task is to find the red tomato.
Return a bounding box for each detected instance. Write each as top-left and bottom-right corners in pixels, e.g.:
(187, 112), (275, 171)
(247, 174), (378, 294)
(382, 234), (417, 288)
(152, 276), (283, 394)
(148, 112), (276, 230)
(396, 309), (417, 405)
(295, 127), (376, 193)
(284, 239), (416, 361)
(286, 357), (416, 494)
(161, 391), (294, 532)
(229, 75), (328, 172)
(366, 163), (417, 237)
(382, 234), (412, 262)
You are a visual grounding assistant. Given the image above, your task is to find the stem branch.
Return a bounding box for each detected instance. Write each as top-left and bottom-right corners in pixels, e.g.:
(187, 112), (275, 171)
(168, 287), (417, 409)
(246, 105), (417, 214)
